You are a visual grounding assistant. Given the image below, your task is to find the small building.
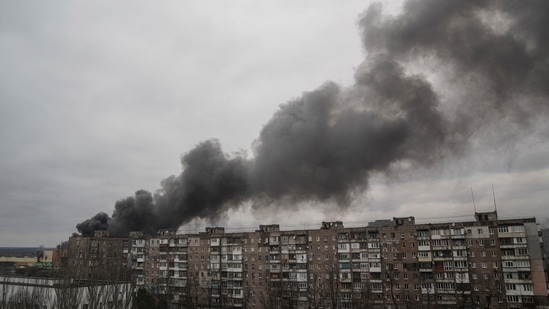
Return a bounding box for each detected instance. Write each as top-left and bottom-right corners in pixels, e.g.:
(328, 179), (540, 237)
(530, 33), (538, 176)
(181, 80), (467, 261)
(0, 275), (132, 309)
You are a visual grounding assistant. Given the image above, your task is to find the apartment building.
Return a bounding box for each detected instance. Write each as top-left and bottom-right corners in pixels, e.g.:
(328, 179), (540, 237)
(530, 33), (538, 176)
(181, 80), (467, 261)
(70, 211), (549, 309)
(68, 230), (131, 281)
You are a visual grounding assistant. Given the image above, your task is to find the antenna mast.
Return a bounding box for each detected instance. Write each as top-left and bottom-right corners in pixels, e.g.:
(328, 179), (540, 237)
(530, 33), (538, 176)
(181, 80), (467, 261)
(471, 187), (477, 213)
(492, 183), (497, 212)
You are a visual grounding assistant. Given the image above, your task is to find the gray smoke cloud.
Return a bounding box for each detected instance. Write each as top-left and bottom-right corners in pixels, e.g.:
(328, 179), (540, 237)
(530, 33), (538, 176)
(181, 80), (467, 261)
(77, 0), (549, 237)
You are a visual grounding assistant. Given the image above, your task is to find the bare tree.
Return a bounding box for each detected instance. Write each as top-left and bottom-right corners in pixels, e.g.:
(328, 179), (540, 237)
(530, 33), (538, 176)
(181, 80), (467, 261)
(183, 269), (200, 309)
(53, 276), (85, 309)
(384, 265), (400, 309)
(182, 267), (213, 308)
(31, 278), (53, 309)
(259, 283), (282, 309)
(308, 273), (328, 309)
(418, 271), (436, 309)
(472, 271), (502, 309)
(240, 267), (254, 309)
(324, 263), (340, 309)
(0, 276), (12, 309)
(10, 285), (51, 309)
(351, 283), (372, 309)
(198, 270), (213, 308)
(8, 287), (32, 309)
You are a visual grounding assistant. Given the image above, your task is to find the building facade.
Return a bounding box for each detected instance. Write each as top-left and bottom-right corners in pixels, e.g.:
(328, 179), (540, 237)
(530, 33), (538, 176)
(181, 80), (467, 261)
(68, 230), (131, 282)
(69, 211), (549, 309)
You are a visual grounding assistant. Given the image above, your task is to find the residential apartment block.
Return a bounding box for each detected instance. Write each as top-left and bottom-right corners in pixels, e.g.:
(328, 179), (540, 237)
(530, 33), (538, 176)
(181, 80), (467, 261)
(68, 211), (549, 309)
(67, 230), (131, 281)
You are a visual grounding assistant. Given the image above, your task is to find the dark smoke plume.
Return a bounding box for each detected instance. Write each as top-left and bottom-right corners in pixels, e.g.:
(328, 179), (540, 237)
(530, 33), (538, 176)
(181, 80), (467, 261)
(77, 0), (549, 237)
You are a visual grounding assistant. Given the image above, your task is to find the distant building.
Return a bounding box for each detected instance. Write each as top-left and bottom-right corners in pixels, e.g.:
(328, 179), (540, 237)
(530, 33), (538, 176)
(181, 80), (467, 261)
(0, 250), (54, 276)
(69, 211), (549, 309)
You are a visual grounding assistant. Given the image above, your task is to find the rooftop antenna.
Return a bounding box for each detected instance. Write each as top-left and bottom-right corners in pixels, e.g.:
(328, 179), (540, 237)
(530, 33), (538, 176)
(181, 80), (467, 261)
(492, 183), (498, 212)
(470, 187), (477, 213)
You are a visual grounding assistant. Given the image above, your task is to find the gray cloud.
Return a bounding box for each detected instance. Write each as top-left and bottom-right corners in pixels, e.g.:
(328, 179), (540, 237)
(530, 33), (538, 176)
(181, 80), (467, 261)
(76, 0), (549, 237)
(1, 1), (548, 245)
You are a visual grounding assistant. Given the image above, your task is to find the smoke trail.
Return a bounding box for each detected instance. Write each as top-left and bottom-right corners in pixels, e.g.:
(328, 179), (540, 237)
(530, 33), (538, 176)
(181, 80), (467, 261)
(76, 0), (549, 237)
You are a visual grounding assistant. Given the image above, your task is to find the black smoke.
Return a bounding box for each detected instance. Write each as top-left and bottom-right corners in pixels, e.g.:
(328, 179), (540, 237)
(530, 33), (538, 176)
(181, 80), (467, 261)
(77, 0), (549, 237)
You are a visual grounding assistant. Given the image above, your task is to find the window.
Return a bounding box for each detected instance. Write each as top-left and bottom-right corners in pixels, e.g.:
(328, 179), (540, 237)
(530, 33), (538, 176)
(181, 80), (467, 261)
(523, 296), (534, 304)
(516, 248), (528, 255)
(497, 226), (509, 233)
(506, 283), (517, 290)
(510, 225), (525, 232)
(507, 295), (519, 303)
(454, 261), (467, 268)
(516, 260), (530, 267)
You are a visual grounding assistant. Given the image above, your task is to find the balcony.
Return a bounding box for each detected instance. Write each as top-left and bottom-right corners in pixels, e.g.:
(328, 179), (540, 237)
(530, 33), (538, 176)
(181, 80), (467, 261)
(418, 256), (432, 263)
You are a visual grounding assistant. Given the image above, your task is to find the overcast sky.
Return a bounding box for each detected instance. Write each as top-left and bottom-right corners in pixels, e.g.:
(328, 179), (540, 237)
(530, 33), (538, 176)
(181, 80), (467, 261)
(1, 1), (548, 247)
